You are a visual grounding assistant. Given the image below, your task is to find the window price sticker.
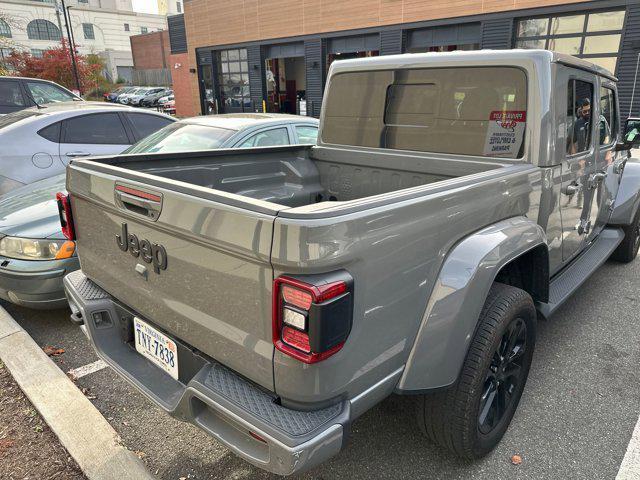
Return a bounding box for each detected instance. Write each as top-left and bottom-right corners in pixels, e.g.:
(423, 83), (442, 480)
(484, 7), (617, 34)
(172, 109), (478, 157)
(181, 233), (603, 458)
(484, 111), (526, 157)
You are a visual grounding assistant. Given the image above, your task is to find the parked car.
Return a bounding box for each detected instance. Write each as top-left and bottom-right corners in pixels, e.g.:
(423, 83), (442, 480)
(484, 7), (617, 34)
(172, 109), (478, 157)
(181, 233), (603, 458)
(129, 87), (167, 106)
(157, 93), (173, 106)
(118, 87), (147, 105)
(62, 50), (640, 475)
(0, 102), (175, 195)
(105, 86), (137, 103)
(162, 98), (175, 115)
(0, 174), (75, 309)
(124, 113), (319, 154)
(141, 89), (173, 108)
(0, 77), (82, 115)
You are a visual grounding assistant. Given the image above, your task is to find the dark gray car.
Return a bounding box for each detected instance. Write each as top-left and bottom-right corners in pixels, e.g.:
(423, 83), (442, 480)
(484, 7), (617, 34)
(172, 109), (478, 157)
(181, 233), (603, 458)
(0, 174), (76, 309)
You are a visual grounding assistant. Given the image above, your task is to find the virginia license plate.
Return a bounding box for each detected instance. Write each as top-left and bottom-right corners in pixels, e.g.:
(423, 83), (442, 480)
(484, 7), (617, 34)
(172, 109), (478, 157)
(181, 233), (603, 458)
(133, 317), (179, 380)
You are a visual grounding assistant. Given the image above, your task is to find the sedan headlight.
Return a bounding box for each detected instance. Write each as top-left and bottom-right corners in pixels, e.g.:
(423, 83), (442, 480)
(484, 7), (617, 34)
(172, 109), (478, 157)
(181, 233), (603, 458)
(0, 237), (75, 261)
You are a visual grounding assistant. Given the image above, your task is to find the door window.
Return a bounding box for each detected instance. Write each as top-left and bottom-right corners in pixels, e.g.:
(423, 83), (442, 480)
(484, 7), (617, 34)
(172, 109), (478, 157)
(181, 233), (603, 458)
(127, 113), (174, 140)
(598, 86), (616, 146)
(26, 81), (76, 104)
(238, 127), (290, 148)
(0, 81), (24, 107)
(566, 79), (594, 155)
(63, 113), (129, 144)
(295, 125), (318, 144)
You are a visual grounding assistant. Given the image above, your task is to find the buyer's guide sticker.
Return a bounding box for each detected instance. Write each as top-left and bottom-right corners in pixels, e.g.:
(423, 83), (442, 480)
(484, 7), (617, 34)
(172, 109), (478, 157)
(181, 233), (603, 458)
(483, 110), (526, 157)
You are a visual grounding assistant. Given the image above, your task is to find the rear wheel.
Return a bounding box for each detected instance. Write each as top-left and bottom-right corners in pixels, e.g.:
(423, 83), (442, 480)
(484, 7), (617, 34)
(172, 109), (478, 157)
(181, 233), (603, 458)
(417, 283), (536, 459)
(611, 209), (640, 263)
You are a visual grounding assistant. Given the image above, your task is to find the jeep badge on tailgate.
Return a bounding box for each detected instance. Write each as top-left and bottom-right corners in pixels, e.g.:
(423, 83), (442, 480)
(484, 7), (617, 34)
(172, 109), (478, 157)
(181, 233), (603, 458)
(116, 222), (167, 274)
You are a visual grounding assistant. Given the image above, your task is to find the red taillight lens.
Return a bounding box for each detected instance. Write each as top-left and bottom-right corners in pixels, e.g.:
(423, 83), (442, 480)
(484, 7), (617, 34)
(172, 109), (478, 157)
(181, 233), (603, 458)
(273, 273), (353, 364)
(56, 192), (75, 241)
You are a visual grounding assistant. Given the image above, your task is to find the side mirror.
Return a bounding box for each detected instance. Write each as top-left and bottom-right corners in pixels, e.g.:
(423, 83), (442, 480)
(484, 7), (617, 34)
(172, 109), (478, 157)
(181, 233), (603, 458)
(617, 117), (640, 151)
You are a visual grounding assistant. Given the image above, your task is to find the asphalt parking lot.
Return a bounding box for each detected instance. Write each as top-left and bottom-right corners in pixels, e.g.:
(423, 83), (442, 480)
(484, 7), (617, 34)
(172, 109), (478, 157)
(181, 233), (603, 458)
(3, 255), (640, 480)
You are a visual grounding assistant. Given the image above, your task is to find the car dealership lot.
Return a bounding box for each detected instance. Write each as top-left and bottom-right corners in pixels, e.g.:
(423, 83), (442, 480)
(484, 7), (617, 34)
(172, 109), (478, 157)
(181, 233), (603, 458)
(3, 255), (639, 480)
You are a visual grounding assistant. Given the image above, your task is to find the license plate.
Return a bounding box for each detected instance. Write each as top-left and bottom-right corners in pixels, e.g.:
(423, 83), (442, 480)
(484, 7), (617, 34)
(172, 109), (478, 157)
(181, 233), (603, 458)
(133, 317), (179, 380)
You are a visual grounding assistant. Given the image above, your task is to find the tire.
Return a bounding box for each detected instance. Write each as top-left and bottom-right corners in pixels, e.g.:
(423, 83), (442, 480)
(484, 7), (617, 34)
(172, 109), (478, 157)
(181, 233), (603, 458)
(611, 209), (640, 263)
(417, 283), (536, 459)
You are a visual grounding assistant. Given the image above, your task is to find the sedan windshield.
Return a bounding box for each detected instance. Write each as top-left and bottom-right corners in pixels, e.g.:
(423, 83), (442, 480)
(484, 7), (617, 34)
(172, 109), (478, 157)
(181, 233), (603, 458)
(124, 123), (237, 154)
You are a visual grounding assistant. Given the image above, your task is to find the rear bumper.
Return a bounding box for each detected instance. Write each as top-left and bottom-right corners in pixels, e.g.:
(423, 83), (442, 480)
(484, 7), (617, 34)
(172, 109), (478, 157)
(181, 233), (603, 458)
(63, 270), (349, 476)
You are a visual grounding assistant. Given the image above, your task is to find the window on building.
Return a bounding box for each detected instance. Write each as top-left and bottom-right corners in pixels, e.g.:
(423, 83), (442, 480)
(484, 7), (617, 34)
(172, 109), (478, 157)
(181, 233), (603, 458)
(0, 19), (12, 38)
(124, 23), (130, 32)
(82, 23), (95, 40)
(78, 0), (89, 3)
(516, 9), (625, 73)
(0, 48), (12, 61)
(217, 48), (250, 111)
(566, 79), (594, 155)
(27, 19), (61, 41)
(322, 66), (528, 159)
(31, 49), (45, 58)
(140, 26), (148, 34)
(176, 1), (182, 13)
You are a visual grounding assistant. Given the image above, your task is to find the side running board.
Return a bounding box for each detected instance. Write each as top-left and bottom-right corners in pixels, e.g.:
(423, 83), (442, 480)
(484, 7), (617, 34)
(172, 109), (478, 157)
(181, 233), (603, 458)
(537, 228), (624, 318)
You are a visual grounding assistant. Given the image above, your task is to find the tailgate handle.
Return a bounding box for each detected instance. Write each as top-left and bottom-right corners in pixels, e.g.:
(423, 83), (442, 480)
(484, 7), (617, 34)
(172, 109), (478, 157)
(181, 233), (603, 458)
(115, 185), (162, 221)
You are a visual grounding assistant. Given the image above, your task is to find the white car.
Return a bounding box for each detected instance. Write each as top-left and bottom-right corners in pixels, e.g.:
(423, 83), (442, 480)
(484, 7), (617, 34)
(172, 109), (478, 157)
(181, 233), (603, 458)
(118, 87), (147, 104)
(129, 87), (166, 106)
(0, 102), (175, 195)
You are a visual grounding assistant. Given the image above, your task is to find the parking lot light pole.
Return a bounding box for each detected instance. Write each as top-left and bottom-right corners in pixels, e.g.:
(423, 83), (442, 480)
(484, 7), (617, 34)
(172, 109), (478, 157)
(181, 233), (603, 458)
(60, 0), (81, 94)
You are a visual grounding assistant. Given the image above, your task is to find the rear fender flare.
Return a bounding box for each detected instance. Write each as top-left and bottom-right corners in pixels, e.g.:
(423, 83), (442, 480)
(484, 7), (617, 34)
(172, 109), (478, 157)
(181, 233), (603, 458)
(610, 158), (640, 226)
(397, 216), (547, 392)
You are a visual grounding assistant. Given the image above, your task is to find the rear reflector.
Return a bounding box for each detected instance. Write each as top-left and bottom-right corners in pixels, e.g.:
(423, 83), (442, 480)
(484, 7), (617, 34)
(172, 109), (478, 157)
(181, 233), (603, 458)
(282, 326), (311, 353)
(115, 185), (161, 202)
(56, 192), (75, 241)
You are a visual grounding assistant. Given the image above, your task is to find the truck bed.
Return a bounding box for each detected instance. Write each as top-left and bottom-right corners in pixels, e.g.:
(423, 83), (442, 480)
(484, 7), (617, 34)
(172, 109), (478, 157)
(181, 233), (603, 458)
(93, 145), (504, 208)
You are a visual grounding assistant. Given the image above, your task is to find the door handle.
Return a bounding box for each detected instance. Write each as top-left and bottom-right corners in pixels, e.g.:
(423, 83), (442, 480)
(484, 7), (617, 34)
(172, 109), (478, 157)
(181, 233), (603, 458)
(65, 151), (91, 158)
(588, 171), (607, 189)
(563, 183), (580, 196)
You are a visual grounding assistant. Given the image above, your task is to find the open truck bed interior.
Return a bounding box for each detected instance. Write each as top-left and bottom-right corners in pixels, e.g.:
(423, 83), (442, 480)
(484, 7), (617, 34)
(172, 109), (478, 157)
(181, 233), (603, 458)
(89, 145), (505, 209)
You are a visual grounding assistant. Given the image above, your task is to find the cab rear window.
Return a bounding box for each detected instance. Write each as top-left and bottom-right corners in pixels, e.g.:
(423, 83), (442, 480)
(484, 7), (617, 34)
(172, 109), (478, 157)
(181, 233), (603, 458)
(322, 66), (528, 159)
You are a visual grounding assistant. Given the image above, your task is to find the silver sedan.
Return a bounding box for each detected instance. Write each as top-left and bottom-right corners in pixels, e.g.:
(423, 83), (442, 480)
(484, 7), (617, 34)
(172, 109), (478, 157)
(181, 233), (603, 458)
(0, 102), (175, 195)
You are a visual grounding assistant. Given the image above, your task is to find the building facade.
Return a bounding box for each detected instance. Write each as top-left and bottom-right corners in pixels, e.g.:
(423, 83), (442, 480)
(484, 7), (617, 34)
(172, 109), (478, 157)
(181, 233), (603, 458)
(173, 0), (640, 119)
(0, 0), (177, 82)
(130, 29), (172, 85)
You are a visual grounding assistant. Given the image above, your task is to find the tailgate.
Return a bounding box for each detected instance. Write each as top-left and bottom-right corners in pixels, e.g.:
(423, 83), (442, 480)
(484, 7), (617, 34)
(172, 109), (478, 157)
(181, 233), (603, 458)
(67, 161), (278, 390)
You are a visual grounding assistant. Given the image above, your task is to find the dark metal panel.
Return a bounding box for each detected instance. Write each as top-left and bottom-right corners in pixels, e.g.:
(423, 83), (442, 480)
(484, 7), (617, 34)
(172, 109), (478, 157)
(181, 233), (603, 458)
(480, 18), (514, 49)
(327, 33), (380, 54)
(304, 38), (325, 118)
(617, 3), (640, 117)
(380, 29), (403, 55)
(168, 14), (187, 54)
(265, 42), (305, 59)
(408, 23), (481, 49)
(247, 44), (265, 112)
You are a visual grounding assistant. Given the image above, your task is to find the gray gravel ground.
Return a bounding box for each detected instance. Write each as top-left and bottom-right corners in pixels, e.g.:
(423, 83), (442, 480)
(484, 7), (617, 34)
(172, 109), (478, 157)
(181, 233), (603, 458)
(4, 256), (640, 480)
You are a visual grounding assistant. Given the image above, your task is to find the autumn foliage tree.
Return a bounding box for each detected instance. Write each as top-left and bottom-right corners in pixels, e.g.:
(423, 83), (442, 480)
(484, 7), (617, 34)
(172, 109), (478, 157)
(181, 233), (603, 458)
(5, 40), (103, 93)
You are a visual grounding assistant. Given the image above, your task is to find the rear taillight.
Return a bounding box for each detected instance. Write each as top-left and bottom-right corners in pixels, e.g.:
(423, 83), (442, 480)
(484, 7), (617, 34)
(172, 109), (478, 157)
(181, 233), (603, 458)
(56, 192), (75, 240)
(273, 272), (353, 364)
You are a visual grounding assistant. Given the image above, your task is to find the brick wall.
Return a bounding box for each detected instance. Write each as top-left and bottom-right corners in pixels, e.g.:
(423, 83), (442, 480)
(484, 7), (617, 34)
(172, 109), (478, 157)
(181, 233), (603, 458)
(169, 52), (199, 117)
(130, 30), (172, 70)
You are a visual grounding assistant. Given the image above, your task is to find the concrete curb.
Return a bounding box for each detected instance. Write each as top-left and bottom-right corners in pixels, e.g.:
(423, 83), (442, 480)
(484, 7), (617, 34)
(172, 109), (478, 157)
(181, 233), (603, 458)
(0, 306), (154, 480)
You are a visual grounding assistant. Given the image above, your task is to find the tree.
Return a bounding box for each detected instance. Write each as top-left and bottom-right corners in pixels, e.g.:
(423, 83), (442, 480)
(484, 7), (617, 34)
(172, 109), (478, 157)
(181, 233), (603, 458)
(5, 40), (103, 93)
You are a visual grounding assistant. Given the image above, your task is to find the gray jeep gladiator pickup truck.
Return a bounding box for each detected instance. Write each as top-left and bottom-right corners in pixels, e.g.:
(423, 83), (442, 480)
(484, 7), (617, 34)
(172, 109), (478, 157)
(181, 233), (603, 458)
(60, 50), (640, 475)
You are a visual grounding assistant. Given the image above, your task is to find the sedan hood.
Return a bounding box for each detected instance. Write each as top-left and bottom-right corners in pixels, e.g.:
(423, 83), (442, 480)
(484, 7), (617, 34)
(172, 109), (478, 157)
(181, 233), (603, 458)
(0, 174), (67, 239)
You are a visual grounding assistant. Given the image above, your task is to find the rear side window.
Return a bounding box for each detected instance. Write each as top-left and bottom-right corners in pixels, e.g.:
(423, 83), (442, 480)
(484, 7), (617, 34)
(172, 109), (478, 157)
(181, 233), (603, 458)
(566, 79), (594, 155)
(295, 125), (318, 144)
(127, 113), (173, 140)
(238, 127), (290, 148)
(322, 67), (528, 158)
(63, 113), (129, 144)
(38, 122), (61, 142)
(0, 80), (25, 107)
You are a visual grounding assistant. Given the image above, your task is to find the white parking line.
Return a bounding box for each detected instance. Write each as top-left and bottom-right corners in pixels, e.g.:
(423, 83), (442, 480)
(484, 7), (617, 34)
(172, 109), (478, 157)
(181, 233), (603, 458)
(618, 414), (640, 480)
(67, 359), (107, 380)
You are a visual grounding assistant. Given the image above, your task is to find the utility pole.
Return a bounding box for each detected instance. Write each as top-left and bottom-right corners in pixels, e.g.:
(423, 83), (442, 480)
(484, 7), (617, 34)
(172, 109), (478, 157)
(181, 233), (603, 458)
(60, 0), (82, 94)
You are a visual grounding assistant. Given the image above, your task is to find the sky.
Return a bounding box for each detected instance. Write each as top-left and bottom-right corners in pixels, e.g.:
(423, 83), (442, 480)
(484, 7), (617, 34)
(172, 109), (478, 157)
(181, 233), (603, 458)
(131, 0), (159, 14)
